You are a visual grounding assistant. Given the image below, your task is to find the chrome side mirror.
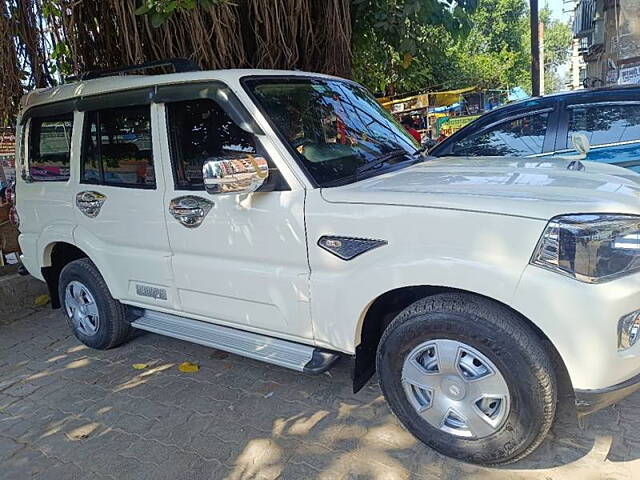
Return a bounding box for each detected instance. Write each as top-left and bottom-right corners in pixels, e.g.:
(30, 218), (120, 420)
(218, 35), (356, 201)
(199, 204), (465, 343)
(571, 133), (591, 158)
(202, 155), (269, 195)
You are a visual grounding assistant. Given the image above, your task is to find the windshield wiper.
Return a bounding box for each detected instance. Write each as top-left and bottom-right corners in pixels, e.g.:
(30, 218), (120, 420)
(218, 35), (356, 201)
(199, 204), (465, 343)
(319, 148), (421, 188)
(356, 149), (409, 176)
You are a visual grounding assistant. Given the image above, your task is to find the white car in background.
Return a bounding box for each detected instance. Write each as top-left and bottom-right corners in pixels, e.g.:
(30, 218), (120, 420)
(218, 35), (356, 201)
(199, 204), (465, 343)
(14, 60), (640, 465)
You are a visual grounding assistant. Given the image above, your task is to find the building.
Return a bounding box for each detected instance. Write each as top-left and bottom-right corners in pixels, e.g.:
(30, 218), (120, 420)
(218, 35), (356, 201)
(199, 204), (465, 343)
(573, 0), (640, 87)
(567, 37), (587, 90)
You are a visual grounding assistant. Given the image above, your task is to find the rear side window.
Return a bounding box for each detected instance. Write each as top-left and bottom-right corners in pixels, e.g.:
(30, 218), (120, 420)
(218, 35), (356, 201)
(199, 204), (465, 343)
(81, 106), (155, 188)
(452, 113), (550, 157)
(568, 104), (640, 146)
(28, 114), (73, 181)
(166, 99), (263, 190)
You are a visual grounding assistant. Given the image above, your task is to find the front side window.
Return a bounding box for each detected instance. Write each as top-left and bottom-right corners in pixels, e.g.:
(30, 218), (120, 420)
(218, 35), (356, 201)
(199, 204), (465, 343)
(452, 113), (550, 157)
(28, 114), (73, 181)
(243, 77), (419, 186)
(167, 99), (267, 190)
(81, 106), (155, 188)
(568, 103), (640, 146)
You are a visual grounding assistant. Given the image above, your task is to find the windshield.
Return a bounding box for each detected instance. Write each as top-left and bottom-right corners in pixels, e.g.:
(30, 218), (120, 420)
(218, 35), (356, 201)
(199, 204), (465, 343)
(244, 77), (420, 186)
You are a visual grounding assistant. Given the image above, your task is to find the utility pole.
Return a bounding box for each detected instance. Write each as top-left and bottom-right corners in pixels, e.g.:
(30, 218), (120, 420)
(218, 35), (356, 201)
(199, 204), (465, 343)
(530, 0), (541, 96)
(539, 21), (545, 95)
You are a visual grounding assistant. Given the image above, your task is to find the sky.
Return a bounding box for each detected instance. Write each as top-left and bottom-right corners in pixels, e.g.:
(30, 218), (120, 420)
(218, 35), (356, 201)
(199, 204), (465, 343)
(544, 0), (574, 89)
(545, 0), (573, 22)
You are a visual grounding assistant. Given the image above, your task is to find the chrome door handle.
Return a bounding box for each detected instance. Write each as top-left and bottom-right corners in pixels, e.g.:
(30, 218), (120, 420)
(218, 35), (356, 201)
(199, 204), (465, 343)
(76, 191), (106, 218)
(169, 195), (214, 228)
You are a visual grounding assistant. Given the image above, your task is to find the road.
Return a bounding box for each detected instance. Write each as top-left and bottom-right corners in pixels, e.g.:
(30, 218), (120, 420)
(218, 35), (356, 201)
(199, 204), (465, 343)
(1, 308), (639, 479)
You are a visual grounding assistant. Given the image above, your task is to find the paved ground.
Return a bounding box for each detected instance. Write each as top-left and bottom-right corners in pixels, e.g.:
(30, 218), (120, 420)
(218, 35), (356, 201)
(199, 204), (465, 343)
(1, 308), (640, 480)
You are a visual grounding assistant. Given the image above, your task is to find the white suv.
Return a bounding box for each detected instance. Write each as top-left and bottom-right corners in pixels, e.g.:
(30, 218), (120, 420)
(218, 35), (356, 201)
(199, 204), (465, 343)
(15, 63), (640, 465)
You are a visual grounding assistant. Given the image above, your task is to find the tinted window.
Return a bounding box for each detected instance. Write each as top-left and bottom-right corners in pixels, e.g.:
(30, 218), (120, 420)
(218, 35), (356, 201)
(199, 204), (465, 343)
(167, 99), (265, 190)
(28, 115), (73, 181)
(452, 113), (549, 157)
(244, 78), (418, 186)
(81, 106), (154, 188)
(568, 104), (640, 146)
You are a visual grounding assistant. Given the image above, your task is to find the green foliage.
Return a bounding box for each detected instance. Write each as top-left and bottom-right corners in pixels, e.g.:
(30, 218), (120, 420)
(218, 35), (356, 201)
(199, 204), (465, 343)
(540, 6), (572, 93)
(352, 0), (478, 95)
(353, 0), (573, 96)
(50, 41), (73, 78)
(134, 0), (226, 27)
(451, 0), (531, 91)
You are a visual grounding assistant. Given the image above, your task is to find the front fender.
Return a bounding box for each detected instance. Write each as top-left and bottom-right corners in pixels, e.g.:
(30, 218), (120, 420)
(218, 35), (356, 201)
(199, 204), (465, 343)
(305, 195), (547, 354)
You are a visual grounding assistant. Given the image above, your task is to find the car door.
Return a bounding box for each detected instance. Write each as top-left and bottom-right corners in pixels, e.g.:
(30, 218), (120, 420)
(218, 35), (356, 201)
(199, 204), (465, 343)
(72, 95), (174, 308)
(156, 90), (313, 342)
(554, 97), (640, 172)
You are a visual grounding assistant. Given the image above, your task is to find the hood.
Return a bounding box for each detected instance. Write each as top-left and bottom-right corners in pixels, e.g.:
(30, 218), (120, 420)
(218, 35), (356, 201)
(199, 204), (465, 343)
(321, 156), (640, 220)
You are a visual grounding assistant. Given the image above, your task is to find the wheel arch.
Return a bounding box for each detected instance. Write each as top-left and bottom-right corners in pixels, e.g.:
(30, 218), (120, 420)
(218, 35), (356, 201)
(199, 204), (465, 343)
(41, 241), (90, 308)
(353, 285), (572, 397)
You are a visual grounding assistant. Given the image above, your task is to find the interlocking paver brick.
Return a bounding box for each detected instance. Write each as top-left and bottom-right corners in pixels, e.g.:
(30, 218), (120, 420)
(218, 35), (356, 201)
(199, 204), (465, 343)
(2, 309), (640, 479)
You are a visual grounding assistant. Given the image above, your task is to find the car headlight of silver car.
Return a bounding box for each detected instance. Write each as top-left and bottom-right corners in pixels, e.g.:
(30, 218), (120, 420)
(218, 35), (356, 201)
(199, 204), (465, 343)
(531, 214), (640, 283)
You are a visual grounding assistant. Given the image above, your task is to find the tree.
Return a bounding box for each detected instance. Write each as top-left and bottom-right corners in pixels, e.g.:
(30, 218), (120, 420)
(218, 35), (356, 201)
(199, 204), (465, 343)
(351, 0), (572, 96)
(1, 0), (352, 127)
(351, 0), (478, 95)
(451, 0), (531, 91)
(540, 6), (572, 94)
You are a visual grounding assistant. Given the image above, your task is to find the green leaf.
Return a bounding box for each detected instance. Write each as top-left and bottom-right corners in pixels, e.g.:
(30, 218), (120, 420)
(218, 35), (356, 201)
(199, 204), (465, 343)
(135, 4), (151, 15)
(165, 1), (177, 13)
(150, 11), (168, 27)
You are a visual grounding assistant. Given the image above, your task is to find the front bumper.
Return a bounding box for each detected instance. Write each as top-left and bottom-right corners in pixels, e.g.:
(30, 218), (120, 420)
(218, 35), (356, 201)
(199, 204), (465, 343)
(575, 371), (640, 415)
(512, 266), (640, 392)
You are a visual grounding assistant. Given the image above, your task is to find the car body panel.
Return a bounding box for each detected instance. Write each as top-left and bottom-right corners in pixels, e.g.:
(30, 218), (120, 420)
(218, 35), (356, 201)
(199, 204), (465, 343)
(306, 187), (547, 353)
(154, 100), (314, 341)
(321, 157), (640, 220)
(513, 265), (640, 390)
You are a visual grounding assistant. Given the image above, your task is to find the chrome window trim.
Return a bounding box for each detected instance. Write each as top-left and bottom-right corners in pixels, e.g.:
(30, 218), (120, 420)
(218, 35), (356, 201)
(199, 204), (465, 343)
(566, 101), (640, 109)
(553, 138), (640, 155)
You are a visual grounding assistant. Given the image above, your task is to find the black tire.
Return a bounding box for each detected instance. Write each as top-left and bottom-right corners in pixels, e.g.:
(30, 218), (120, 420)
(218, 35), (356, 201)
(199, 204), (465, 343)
(376, 293), (557, 466)
(58, 258), (131, 350)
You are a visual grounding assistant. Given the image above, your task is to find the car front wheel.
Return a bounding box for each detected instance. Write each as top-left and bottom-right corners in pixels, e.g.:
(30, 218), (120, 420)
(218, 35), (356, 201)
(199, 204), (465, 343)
(376, 293), (557, 465)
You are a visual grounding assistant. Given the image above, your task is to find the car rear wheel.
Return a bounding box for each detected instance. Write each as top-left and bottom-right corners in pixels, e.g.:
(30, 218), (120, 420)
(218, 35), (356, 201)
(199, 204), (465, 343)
(59, 258), (131, 350)
(376, 293), (557, 465)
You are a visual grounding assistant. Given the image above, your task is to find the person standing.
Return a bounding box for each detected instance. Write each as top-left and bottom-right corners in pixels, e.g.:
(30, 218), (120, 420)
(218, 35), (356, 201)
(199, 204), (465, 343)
(401, 117), (421, 143)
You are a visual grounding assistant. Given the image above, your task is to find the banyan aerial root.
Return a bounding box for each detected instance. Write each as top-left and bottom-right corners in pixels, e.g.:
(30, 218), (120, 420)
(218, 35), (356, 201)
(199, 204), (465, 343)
(1, 0), (352, 127)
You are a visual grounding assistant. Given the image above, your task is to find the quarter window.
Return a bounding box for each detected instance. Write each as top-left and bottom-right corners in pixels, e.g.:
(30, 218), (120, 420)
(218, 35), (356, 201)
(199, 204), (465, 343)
(81, 106), (155, 188)
(28, 114), (73, 181)
(452, 113), (550, 157)
(568, 104), (640, 146)
(167, 99), (265, 190)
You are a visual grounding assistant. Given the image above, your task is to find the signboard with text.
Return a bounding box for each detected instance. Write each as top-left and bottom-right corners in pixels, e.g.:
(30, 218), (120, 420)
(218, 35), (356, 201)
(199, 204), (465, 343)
(620, 65), (640, 85)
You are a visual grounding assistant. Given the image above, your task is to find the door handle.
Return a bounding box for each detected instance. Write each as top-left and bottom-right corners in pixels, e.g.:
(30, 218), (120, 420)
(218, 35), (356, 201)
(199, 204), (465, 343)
(169, 195), (214, 228)
(76, 191), (106, 218)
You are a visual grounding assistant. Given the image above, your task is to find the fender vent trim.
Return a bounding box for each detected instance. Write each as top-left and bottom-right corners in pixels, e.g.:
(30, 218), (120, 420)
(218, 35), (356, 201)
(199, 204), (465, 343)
(318, 236), (388, 261)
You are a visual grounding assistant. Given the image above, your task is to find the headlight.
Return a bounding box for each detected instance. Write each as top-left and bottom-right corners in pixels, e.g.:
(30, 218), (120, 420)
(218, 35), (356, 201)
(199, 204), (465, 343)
(619, 310), (640, 350)
(531, 214), (640, 283)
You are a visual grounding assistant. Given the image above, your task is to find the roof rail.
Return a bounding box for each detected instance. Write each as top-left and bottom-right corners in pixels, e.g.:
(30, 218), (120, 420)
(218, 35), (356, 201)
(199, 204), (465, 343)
(67, 58), (201, 82)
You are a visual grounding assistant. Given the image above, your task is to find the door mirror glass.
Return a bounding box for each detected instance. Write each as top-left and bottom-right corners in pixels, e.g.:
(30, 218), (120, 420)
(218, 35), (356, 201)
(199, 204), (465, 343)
(202, 154), (269, 195)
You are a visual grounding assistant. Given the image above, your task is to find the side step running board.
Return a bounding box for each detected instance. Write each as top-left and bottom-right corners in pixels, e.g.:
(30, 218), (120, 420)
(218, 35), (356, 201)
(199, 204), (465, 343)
(131, 310), (340, 374)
